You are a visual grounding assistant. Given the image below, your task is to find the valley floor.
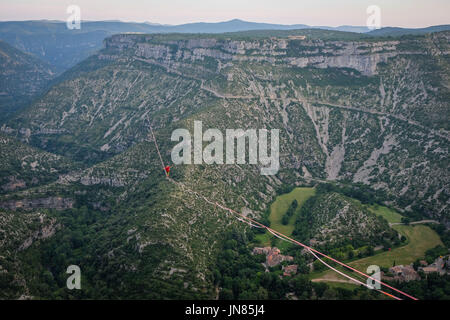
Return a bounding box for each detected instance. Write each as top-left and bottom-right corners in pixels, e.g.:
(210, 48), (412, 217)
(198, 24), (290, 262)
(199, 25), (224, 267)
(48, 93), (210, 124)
(310, 224), (443, 286)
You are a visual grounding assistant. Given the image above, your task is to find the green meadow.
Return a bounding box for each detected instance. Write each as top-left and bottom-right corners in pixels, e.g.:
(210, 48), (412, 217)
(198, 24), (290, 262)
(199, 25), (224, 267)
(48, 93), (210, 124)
(255, 187), (315, 248)
(367, 204), (403, 224)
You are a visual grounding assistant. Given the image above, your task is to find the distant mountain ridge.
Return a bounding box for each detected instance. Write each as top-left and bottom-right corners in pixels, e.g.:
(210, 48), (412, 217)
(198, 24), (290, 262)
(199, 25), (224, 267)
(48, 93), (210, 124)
(1, 18), (368, 33)
(1, 19), (448, 73)
(367, 25), (450, 37)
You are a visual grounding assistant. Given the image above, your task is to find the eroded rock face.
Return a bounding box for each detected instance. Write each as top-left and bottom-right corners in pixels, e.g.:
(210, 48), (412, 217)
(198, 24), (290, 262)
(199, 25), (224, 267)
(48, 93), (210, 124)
(287, 50), (397, 75)
(57, 171), (129, 187)
(0, 197), (74, 211)
(1, 176), (26, 192)
(104, 34), (402, 75)
(19, 217), (60, 250)
(79, 176), (125, 187)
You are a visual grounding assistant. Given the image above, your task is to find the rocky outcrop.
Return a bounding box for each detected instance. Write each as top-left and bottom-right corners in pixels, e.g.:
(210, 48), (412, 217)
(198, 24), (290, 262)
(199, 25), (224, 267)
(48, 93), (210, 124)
(58, 172), (126, 187)
(0, 197), (74, 211)
(287, 51), (397, 75)
(19, 216), (60, 250)
(1, 177), (26, 192)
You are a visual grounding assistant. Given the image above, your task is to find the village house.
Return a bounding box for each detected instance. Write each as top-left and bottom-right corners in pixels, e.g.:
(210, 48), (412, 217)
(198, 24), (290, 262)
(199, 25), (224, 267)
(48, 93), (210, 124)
(282, 264), (298, 277)
(419, 256), (449, 275)
(387, 265), (420, 282)
(422, 265), (439, 274)
(252, 247), (294, 268)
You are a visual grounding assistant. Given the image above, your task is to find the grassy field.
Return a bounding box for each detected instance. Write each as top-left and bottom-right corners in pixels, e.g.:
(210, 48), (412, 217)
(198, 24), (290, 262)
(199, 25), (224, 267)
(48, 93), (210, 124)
(350, 225), (443, 270)
(311, 224), (443, 283)
(255, 187), (315, 248)
(317, 281), (360, 291)
(367, 204), (403, 223)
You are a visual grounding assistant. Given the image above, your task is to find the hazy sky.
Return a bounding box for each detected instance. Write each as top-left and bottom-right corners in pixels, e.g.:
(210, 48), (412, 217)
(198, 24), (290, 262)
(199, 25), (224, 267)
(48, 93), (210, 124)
(0, 0), (449, 28)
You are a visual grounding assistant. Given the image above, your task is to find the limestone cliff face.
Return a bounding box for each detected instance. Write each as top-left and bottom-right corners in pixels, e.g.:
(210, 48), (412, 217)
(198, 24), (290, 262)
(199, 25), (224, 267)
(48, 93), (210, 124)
(287, 50), (397, 75)
(104, 34), (403, 75)
(58, 172), (126, 187)
(0, 197), (74, 211)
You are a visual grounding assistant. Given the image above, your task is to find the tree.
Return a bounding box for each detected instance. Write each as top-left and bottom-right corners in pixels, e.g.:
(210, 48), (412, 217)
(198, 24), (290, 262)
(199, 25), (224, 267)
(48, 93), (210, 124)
(219, 288), (234, 300)
(322, 289), (338, 300)
(313, 259), (327, 272)
(312, 282), (328, 298)
(291, 275), (312, 297)
(401, 217), (411, 225)
(254, 287), (269, 300)
(348, 250), (354, 259)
